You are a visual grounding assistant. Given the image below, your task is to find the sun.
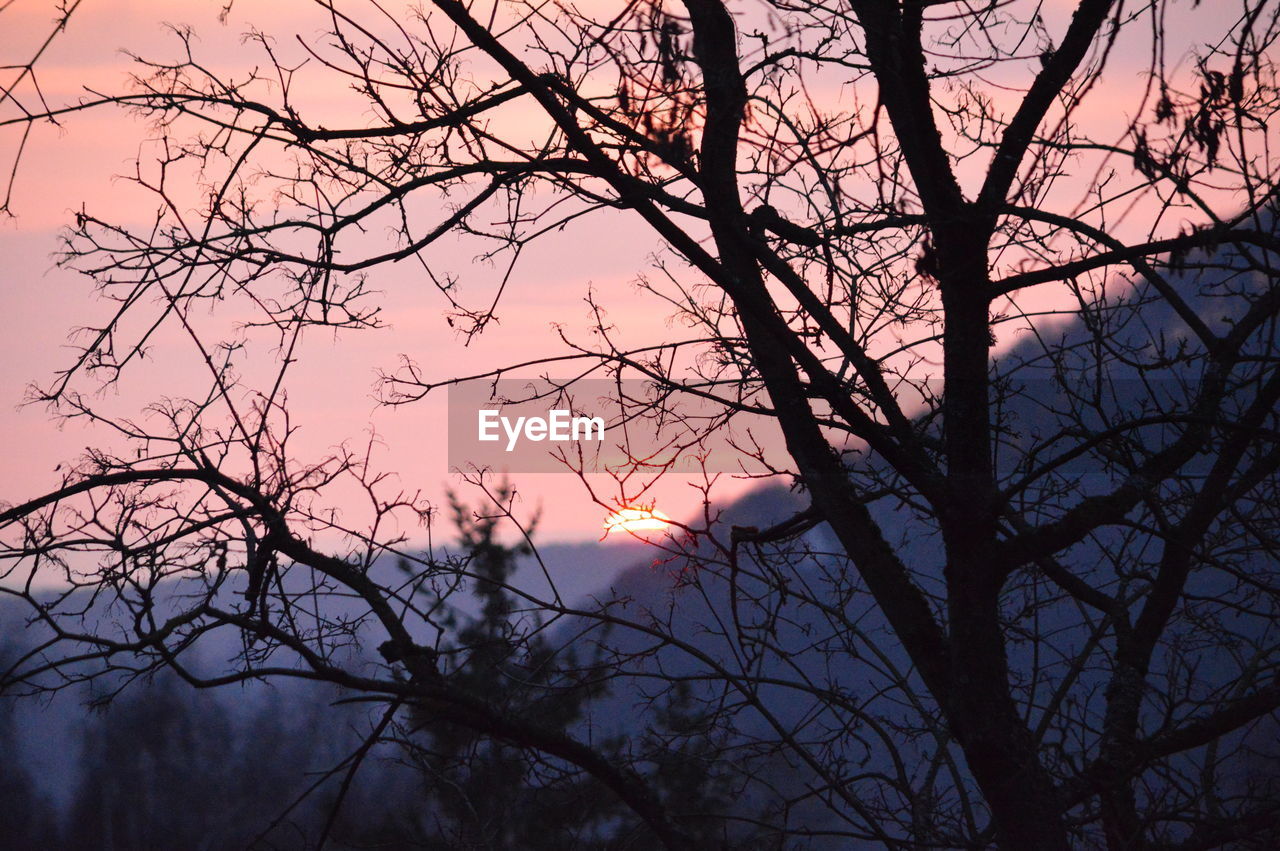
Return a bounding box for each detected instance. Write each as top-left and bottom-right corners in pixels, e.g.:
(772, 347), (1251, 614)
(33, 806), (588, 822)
(602, 506), (672, 537)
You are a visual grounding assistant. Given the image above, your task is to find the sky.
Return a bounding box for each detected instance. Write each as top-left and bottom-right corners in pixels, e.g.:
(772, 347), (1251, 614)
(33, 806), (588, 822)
(0, 0), (1261, 548)
(0, 0), (770, 546)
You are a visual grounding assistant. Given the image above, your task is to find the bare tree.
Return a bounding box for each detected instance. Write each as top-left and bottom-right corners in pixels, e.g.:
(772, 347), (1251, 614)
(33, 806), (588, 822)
(0, 0), (84, 214)
(3, 0), (1280, 847)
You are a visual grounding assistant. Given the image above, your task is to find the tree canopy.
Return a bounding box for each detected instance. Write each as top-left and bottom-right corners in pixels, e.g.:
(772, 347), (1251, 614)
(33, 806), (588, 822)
(3, 0), (1280, 847)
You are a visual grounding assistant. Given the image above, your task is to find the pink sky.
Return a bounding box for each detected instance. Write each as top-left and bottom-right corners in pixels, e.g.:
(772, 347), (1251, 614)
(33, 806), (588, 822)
(0, 0), (767, 544)
(1, 0), (1261, 545)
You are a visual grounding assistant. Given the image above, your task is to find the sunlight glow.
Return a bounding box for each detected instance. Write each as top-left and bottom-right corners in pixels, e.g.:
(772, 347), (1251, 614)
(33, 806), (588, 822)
(603, 506), (672, 536)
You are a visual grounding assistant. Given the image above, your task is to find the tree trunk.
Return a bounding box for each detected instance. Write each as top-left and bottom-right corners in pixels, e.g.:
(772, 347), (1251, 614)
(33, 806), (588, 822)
(939, 240), (1071, 850)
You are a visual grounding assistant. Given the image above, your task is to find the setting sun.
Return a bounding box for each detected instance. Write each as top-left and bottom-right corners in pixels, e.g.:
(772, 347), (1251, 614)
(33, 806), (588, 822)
(602, 506), (672, 536)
